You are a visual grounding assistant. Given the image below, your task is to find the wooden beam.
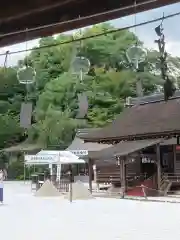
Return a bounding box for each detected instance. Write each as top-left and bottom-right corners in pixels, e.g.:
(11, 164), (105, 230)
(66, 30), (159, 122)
(0, 0), (179, 47)
(0, 0), (79, 24)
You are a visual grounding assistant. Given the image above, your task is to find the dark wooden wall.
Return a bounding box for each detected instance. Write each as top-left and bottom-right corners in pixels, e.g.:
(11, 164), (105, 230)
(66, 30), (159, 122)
(126, 155), (141, 176)
(95, 144), (179, 185)
(96, 155), (142, 184)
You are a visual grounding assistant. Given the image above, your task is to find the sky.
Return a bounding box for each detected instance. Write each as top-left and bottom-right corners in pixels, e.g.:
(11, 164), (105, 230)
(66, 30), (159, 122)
(1, 2), (180, 66)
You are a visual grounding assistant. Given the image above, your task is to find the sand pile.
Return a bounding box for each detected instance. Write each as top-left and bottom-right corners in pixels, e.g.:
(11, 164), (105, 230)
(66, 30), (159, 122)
(65, 180), (93, 201)
(35, 180), (61, 197)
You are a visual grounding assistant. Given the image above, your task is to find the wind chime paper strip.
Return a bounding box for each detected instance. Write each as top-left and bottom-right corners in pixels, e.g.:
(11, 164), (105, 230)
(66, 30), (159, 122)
(20, 102), (33, 129)
(136, 79), (143, 97)
(76, 93), (88, 119)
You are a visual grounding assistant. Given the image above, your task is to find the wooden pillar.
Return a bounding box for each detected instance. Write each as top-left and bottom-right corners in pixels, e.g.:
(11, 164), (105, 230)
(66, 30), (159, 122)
(93, 164), (99, 190)
(93, 164), (96, 182)
(88, 158), (93, 193)
(156, 143), (161, 190)
(173, 145), (176, 174)
(69, 164), (73, 203)
(123, 157), (126, 192)
(23, 151), (26, 182)
(120, 157), (126, 197)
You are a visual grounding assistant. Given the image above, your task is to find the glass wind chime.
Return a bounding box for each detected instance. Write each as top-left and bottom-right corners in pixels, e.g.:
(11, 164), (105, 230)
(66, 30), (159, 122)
(154, 17), (176, 101)
(71, 26), (90, 119)
(125, 1), (147, 96)
(17, 30), (36, 129)
(126, 44), (147, 71)
(126, 1), (147, 71)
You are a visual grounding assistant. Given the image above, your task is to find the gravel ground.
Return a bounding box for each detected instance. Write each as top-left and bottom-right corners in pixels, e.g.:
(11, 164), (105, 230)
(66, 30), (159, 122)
(1, 181), (180, 240)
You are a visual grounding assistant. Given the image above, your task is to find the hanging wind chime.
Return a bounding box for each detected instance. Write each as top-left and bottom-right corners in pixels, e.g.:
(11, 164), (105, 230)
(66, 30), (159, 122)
(71, 24), (90, 119)
(126, 1), (147, 71)
(154, 15), (176, 101)
(126, 1), (147, 97)
(17, 29), (36, 129)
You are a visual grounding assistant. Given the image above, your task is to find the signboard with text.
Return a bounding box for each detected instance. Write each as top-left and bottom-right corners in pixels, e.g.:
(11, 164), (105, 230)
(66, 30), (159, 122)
(70, 150), (88, 156)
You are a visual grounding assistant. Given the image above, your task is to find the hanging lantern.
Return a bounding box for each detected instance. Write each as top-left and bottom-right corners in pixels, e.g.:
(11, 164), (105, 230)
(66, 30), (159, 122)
(17, 66), (36, 84)
(126, 44), (147, 70)
(71, 56), (90, 80)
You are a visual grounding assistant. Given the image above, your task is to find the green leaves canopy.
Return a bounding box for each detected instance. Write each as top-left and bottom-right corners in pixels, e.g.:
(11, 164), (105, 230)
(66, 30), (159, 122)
(0, 23), (179, 149)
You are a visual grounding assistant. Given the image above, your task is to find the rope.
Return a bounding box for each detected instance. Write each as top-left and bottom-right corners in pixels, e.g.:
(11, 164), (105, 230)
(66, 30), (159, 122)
(125, 184), (180, 200)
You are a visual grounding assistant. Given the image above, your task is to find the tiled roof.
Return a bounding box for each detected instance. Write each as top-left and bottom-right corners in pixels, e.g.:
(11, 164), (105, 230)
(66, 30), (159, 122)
(0, 143), (43, 153)
(67, 137), (111, 153)
(82, 97), (180, 141)
(76, 128), (101, 138)
(66, 128), (111, 156)
(90, 139), (162, 160)
(129, 90), (180, 105)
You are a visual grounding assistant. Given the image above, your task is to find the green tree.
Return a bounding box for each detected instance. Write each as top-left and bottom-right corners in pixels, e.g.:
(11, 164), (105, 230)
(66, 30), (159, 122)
(2, 23), (179, 151)
(0, 113), (23, 148)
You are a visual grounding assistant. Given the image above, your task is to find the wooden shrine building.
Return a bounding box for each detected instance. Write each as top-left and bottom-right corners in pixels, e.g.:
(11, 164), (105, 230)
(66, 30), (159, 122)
(80, 91), (180, 195)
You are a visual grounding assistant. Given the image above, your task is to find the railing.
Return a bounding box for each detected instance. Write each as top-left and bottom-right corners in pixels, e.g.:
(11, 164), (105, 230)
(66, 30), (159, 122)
(57, 178), (70, 192)
(159, 173), (180, 195)
(160, 177), (172, 196)
(162, 173), (180, 183)
(31, 173), (71, 192)
(96, 172), (147, 186)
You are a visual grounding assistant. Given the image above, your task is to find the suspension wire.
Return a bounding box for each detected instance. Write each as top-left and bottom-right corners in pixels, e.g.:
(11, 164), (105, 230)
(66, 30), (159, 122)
(134, 0), (137, 41)
(79, 15), (83, 51)
(25, 28), (28, 66)
(25, 28), (29, 102)
(0, 10), (180, 57)
(161, 12), (165, 26)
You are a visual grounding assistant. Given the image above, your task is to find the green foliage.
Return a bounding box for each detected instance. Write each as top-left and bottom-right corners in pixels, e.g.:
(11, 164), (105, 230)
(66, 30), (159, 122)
(0, 113), (23, 148)
(8, 159), (24, 180)
(0, 23), (180, 153)
(29, 109), (80, 147)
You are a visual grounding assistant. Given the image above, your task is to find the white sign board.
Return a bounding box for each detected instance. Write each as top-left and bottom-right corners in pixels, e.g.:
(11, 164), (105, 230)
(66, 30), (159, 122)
(70, 150), (88, 156)
(25, 155), (58, 165)
(25, 153), (85, 165)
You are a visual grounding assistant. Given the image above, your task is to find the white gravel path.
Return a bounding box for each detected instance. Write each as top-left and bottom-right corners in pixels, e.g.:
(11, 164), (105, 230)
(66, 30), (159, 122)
(1, 181), (180, 240)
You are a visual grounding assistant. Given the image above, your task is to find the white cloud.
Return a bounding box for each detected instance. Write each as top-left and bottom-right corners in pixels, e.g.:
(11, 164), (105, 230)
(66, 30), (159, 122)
(165, 41), (180, 57)
(0, 39), (39, 66)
